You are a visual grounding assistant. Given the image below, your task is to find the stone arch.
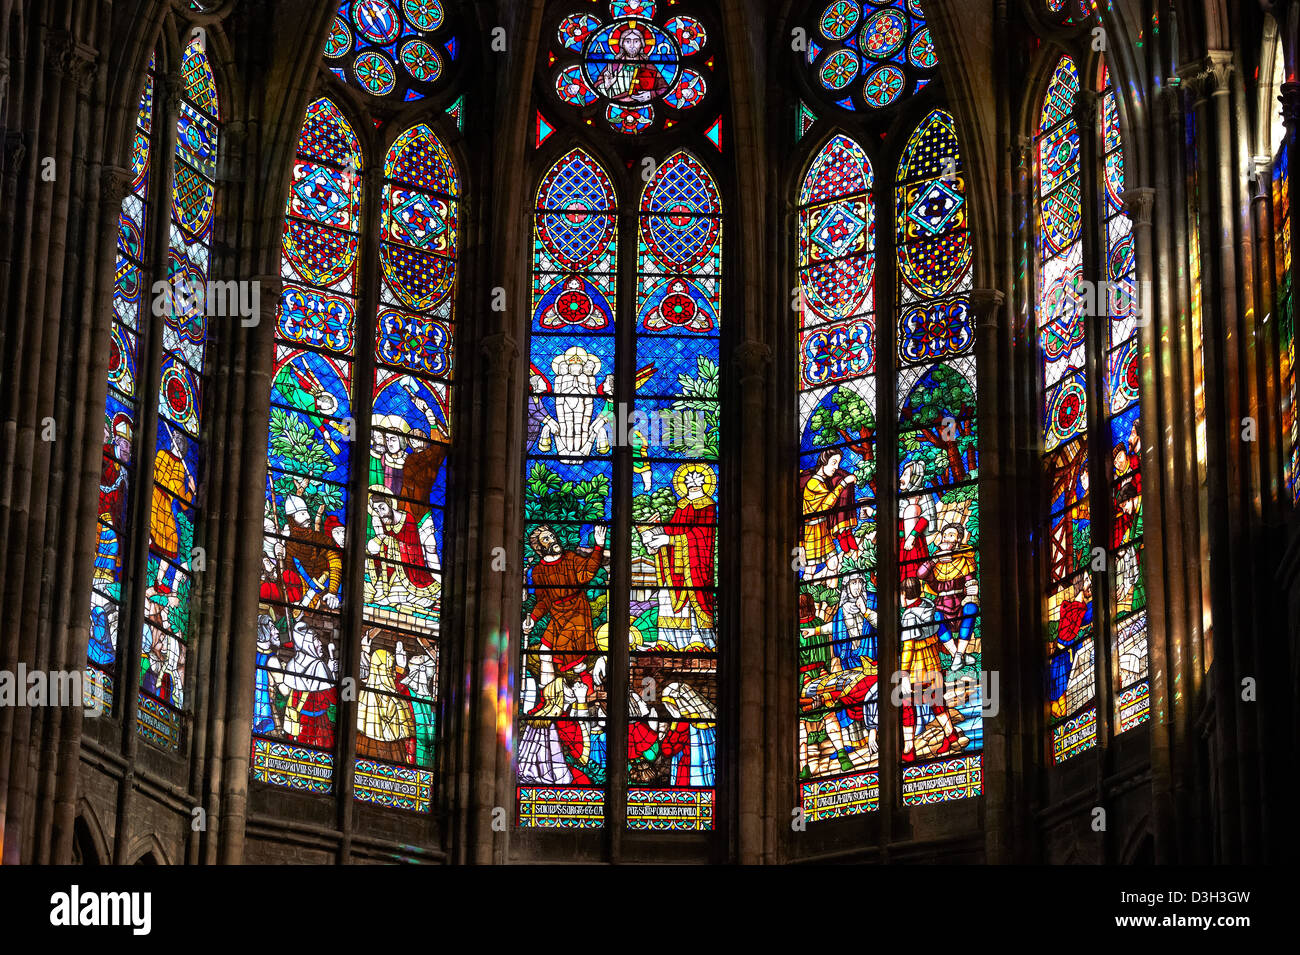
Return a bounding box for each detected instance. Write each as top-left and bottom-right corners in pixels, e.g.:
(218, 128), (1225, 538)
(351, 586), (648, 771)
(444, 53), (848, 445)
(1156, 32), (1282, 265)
(126, 831), (172, 866)
(72, 801), (110, 865)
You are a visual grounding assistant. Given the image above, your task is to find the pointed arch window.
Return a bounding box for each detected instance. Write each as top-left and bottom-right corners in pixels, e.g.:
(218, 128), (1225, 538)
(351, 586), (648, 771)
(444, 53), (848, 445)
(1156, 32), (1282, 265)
(252, 1), (462, 813)
(795, 0), (982, 822)
(519, 142), (724, 831)
(1268, 33), (1298, 502)
(88, 35), (222, 752)
(254, 101), (460, 812)
(1036, 55), (1149, 764)
(520, 0), (726, 833)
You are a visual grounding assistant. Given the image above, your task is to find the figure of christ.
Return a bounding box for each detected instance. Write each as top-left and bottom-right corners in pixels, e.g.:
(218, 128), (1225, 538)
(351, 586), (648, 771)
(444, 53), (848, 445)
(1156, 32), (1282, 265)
(594, 24), (669, 104)
(641, 464), (717, 648)
(522, 524), (609, 717)
(898, 462), (934, 582)
(899, 577), (961, 761)
(268, 625), (338, 747)
(800, 450), (859, 579)
(356, 636), (418, 765)
(916, 522), (980, 672)
(535, 348), (613, 461)
(281, 494), (344, 611)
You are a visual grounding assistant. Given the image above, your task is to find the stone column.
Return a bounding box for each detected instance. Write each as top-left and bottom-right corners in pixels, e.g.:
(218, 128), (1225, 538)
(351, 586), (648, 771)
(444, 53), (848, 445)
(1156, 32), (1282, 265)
(0, 28), (97, 865)
(733, 338), (770, 864)
(1122, 184), (1180, 860)
(216, 274), (280, 865)
(48, 165), (135, 864)
(472, 331), (518, 865)
(970, 288), (1009, 864)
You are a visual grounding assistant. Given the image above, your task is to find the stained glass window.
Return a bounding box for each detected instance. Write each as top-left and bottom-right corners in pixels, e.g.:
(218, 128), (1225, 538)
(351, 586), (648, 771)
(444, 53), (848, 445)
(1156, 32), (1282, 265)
(895, 108), (981, 803)
(88, 53), (158, 714)
(1101, 67), (1149, 734)
(254, 96), (459, 812)
(357, 123), (456, 809)
(795, 0), (979, 817)
(803, 1), (937, 112)
(550, 2), (713, 134)
(520, 148), (618, 828)
(1045, 0), (1088, 18)
(796, 134), (881, 820)
(255, 97), (363, 795)
(324, 0), (456, 101)
(628, 151), (721, 828)
(519, 142), (723, 831)
(134, 37), (222, 749)
(1275, 117), (1298, 503)
(1036, 56), (1097, 762)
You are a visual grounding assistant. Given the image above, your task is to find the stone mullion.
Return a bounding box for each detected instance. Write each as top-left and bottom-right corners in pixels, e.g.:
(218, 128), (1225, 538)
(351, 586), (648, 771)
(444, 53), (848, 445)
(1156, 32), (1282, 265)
(0, 28), (92, 865)
(0, 32), (48, 842)
(1075, 89), (1115, 822)
(1210, 51), (1266, 863)
(877, 158), (898, 851)
(607, 198), (636, 858)
(0, 127), (27, 372)
(1250, 157), (1282, 521)
(1013, 132), (1044, 861)
(1123, 182), (1180, 862)
(190, 112), (257, 865)
(110, 65), (182, 865)
(335, 162), (387, 861)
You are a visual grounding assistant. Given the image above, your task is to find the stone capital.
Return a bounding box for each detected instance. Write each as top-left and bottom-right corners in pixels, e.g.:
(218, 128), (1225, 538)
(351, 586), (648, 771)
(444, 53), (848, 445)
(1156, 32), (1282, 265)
(732, 339), (772, 386)
(4, 131), (26, 173)
(45, 31), (98, 92)
(1178, 51), (1234, 101)
(162, 72), (186, 116)
(480, 333), (520, 380)
(1074, 89), (1099, 126)
(101, 165), (133, 209)
(1280, 83), (1300, 131)
(970, 289), (1005, 331)
(1016, 134), (1034, 170)
(1121, 187), (1156, 227)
